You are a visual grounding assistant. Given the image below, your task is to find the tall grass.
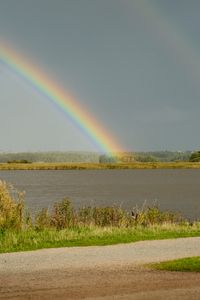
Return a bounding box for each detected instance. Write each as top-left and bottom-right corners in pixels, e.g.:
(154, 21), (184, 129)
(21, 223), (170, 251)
(0, 181), (24, 232)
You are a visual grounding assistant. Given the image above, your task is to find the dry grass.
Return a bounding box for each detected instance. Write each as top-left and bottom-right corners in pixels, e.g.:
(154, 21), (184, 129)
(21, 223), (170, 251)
(0, 161), (200, 170)
(0, 181), (24, 231)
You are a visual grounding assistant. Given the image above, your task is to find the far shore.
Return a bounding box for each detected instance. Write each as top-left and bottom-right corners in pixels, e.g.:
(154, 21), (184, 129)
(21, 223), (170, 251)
(0, 161), (200, 170)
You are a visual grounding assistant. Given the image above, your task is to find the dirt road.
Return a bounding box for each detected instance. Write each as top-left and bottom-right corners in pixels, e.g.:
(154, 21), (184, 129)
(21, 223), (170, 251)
(0, 237), (200, 299)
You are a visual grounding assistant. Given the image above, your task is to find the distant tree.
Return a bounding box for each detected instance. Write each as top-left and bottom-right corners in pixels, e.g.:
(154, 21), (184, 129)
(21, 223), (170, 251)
(135, 155), (157, 162)
(7, 159), (31, 164)
(189, 151), (200, 162)
(99, 155), (117, 163)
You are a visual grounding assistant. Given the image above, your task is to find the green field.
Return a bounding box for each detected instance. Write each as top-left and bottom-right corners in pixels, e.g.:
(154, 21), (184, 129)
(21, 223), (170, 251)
(151, 257), (200, 272)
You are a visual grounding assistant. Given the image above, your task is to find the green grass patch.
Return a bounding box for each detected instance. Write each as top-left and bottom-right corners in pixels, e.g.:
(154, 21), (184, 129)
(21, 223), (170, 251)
(151, 257), (200, 272)
(1, 224), (200, 253)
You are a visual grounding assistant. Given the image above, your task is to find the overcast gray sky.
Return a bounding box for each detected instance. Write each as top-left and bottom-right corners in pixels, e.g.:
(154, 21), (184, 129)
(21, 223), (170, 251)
(0, 0), (200, 152)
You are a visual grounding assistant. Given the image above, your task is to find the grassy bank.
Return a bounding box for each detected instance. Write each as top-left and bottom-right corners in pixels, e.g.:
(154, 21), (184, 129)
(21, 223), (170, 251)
(0, 161), (200, 170)
(1, 225), (200, 253)
(151, 257), (200, 272)
(0, 180), (200, 253)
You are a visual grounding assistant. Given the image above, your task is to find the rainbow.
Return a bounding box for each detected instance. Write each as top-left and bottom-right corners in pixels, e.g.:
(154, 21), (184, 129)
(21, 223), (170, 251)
(0, 42), (123, 155)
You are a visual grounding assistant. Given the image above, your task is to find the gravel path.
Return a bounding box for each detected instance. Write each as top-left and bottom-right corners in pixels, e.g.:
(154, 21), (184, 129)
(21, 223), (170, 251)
(0, 237), (200, 299)
(1, 237), (200, 273)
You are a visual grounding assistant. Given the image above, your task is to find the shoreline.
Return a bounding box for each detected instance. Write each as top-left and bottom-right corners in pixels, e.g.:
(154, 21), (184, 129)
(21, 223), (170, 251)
(0, 161), (200, 170)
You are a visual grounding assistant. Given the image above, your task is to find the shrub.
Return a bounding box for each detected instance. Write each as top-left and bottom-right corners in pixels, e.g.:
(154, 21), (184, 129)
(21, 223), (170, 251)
(78, 206), (128, 227)
(50, 198), (75, 229)
(35, 208), (50, 230)
(0, 181), (24, 231)
(78, 206), (94, 225)
(131, 203), (183, 226)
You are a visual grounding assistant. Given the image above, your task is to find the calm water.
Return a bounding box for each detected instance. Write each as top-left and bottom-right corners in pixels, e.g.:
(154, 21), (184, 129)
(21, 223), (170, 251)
(0, 169), (200, 219)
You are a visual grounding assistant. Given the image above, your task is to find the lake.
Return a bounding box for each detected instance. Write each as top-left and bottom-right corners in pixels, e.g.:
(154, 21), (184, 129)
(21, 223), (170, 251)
(0, 169), (200, 220)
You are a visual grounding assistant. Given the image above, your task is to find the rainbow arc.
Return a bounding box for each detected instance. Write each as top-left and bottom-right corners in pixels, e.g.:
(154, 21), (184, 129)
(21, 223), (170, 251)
(0, 42), (123, 155)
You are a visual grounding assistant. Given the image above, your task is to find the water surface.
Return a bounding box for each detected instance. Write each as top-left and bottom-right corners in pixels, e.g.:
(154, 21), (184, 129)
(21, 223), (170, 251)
(0, 169), (199, 219)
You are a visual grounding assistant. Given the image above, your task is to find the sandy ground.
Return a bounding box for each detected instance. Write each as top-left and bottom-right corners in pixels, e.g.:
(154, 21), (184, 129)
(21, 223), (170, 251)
(0, 237), (200, 299)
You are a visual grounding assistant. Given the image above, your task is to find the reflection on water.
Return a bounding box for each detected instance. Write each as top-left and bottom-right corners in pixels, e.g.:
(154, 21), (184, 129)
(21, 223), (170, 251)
(0, 169), (200, 219)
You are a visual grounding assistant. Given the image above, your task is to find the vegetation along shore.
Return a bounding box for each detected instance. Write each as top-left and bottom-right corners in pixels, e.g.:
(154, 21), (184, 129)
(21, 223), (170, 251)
(0, 150), (200, 169)
(0, 180), (200, 253)
(0, 161), (200, 170)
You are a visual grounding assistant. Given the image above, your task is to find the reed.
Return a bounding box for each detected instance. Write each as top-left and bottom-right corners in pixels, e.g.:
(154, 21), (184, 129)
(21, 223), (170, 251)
(0, 181), (24, 231)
